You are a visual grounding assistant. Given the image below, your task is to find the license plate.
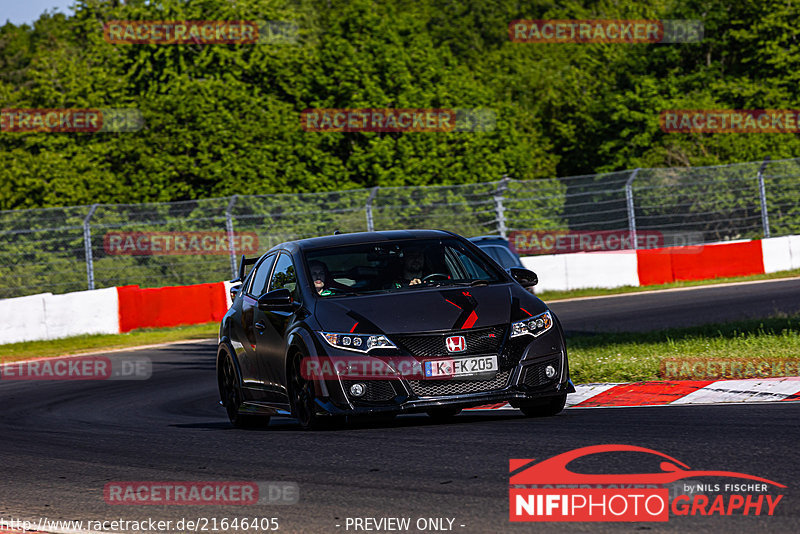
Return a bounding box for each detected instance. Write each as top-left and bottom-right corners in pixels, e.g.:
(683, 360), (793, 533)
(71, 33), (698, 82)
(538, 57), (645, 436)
(423, 355), (498, 378)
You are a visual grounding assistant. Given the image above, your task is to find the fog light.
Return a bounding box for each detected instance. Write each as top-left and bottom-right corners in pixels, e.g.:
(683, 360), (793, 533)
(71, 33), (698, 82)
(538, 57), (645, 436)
(545, 365), (556, 379)
(350, 383), (366, 397)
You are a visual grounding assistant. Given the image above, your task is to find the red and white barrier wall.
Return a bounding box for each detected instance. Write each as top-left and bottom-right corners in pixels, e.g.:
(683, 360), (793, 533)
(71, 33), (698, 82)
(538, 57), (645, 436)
(525, 235), (800, 294)
(0, 283), (228, 345)
(1, 236), (799, 345)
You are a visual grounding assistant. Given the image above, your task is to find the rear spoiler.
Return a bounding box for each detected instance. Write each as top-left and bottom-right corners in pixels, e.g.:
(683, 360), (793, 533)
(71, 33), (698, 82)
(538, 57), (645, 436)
(231, 255), (259, 284)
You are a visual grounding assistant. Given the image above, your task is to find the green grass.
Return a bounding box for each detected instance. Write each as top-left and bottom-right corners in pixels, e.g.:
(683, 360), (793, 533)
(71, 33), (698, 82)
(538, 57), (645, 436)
(568, 314), (800, 383)
(0, 322), (218, 363)
(536, 268), (800, 302)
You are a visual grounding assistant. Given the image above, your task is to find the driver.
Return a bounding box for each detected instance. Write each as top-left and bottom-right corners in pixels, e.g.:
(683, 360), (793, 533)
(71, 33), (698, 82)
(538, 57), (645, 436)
(397, 247), (426, 286)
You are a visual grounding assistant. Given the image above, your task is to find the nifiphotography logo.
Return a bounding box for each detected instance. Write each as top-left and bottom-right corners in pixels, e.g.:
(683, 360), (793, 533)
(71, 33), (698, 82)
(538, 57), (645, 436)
(509, 444), (785, 522)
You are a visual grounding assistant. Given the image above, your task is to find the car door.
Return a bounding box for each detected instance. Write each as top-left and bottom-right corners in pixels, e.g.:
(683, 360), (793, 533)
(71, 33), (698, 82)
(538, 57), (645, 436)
(234, 253), (277, 397)
(253, 252), (302, 402)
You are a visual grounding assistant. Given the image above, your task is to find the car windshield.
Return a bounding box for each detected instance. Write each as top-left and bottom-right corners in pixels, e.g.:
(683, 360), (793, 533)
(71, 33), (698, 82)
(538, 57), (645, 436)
(304, 238), (506, 297)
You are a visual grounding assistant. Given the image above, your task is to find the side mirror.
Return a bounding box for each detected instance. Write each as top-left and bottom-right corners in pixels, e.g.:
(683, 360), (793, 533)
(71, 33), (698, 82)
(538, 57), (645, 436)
(509, 267), (538, 288)
(229, 284), (241, 302)
(258, 288), (294, 311)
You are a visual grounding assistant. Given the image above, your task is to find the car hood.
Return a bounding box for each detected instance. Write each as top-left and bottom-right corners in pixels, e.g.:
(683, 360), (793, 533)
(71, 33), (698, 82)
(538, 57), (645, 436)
(312, 283), (548, 334)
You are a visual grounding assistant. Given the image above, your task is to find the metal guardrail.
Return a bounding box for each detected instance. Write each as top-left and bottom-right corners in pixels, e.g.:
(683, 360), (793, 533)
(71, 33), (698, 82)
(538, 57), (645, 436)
(2, 156), (799, 299)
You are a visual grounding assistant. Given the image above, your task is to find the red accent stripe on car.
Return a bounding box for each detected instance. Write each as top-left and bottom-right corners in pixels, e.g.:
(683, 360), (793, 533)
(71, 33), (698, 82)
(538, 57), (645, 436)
(350, 322), (358, 333)
(445, 299), (462, 309)
(462, 310), (478, 329)
(520, 307), (532, 317)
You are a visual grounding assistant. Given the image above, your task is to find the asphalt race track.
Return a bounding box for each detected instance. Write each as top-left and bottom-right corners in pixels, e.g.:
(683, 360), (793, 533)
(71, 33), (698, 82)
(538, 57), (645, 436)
(2, 280), (800, 534)
(548, 277), (800, 333)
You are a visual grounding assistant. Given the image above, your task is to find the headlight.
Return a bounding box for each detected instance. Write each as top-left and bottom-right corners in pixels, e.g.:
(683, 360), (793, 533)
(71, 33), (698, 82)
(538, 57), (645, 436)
(510, 310), (553, 338)
(318, 332), (397, 353)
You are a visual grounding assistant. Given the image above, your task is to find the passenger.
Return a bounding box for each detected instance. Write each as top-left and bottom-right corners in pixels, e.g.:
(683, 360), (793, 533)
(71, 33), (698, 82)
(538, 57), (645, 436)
(309, 260), (334, 295)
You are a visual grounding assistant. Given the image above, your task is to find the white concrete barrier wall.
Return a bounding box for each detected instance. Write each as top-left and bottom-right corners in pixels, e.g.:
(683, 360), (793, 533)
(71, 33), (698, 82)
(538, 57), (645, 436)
(523, 251), (640, 292)
(223, 280), (236, 309)
(44, 287), (119, 340)
(789, 236), (800, 270)
(562, 251), (640, 290)
(0, 288), (120, 345)
(521, 255), (568, 293)
(761, 236), (793, 273)
(0, 293), (48, 345)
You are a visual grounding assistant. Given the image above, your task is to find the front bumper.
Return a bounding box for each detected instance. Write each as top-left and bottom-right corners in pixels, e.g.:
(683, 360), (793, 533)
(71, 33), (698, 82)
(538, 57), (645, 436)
(310, 325), (572, 416)
(317, 377), (575, 416)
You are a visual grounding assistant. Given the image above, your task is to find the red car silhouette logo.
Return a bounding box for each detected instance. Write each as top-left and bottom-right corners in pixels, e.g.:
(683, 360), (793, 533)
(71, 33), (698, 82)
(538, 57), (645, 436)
(510, 444), (785, 487)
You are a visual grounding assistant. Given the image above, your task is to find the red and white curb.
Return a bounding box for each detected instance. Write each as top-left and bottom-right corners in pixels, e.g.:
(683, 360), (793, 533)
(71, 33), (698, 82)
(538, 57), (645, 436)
(465, 377), (800, 411)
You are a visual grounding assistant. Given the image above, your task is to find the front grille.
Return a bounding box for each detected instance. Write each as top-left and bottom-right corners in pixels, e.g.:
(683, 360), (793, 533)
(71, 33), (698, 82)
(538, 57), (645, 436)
(392, 326), (506, 357)
(343, 380), (397, 402)
(408, 370), (510, 397)
(522, 358), (560, 388)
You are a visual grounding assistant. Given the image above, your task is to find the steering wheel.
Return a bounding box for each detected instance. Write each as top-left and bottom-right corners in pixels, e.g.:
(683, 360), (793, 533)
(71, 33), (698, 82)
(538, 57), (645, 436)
(421, 273), (450, 283)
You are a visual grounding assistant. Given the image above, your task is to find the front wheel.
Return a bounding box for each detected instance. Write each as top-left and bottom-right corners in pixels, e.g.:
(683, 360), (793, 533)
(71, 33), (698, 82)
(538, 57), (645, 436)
(518, 394), (567, 417)
(219, 352), (270, 429)
(289, 353), (331, 430)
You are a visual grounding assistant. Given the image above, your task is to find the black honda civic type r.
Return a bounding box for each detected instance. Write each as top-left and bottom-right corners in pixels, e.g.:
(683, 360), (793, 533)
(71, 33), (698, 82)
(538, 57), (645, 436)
(217, 229), (574, 429)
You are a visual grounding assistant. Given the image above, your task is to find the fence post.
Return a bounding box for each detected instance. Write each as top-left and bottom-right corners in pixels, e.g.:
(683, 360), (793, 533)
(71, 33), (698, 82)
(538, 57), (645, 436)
(757, 156), (771, 239)
(625, 168), (640, 249)
(83, 204), (99, 290)
(494, 175), (511, 238)
(365, 186), (379, 232)
(225, 195), (238, 279)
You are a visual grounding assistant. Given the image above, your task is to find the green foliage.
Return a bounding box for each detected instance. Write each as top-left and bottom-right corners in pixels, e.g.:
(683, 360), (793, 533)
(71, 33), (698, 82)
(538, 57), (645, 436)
(3, 0), (800, 296)
(0, 0), (559, 210)
(5, 0), (796, 211)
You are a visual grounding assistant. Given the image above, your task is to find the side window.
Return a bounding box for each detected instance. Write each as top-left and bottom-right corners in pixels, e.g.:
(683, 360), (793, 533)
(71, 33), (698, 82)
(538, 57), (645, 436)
(448, 247), (490, 280)
(269, 253), (301, 302)
(246, 254), (277, 297)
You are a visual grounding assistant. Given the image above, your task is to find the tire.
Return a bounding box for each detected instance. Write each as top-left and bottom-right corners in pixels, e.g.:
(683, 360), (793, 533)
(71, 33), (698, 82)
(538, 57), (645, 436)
(518, 394), (567, 417)
(425, 407), (462, 420)
(219, 352), (270, 429)
(289, 352), (332, 430)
